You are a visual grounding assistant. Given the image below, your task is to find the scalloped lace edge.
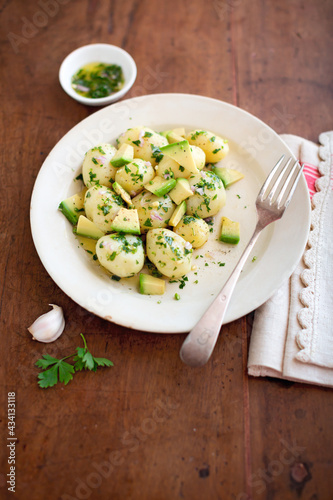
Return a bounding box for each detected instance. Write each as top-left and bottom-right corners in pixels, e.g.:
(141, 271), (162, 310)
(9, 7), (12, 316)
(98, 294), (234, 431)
(295, 132), (332, 362)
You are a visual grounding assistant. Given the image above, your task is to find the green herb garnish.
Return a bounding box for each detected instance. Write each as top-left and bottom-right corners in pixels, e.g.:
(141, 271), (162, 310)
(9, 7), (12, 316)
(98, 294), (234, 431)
(35, 334), (113, 388)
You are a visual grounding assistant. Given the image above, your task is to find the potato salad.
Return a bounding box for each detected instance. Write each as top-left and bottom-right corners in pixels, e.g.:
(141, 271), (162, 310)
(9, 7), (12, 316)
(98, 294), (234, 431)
(58, 126), (244, 295)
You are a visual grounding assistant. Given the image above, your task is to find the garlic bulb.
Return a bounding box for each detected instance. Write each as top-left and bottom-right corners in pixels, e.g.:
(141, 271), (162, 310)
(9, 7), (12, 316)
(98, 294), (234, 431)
(28, 304), (65, 343)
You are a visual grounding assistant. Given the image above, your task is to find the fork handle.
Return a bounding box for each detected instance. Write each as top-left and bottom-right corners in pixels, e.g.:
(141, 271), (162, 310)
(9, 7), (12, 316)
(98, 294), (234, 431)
(180, 223), (263, 367)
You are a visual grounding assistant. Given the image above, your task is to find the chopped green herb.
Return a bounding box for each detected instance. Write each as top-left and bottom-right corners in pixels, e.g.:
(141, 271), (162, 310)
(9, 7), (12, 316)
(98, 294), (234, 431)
(102, 205), (110, 215)
(190, 130), (206, 140)
(150, 144), (163, 163)
(109, 251), (117, 261)
(144, 218), (153, 227)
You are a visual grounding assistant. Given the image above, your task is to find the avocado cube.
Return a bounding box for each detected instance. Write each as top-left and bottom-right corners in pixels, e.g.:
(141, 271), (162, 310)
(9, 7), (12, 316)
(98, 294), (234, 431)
(169, 201), (187, 227)
(144, 176), (176, 197)
(160, 129), (171, 138)
(139, 274), (165, 295)
(167, 131), (185, 144)
(213, 167), (244, 188)
(113, 181), (133, 206)
(58, 189), (86, 225)
(111, 144), (134, 167)
(160, 140), (199, 177)
(110, 208), (141, 235)
(219, 217), (240, 244)
(169, 178), (194, 205)
(76, 235), (98, 255)
(76, 215), (105, 240)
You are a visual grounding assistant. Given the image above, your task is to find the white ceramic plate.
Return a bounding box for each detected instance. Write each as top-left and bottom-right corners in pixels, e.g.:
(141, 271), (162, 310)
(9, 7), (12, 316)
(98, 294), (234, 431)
(30, 94), (311, 333)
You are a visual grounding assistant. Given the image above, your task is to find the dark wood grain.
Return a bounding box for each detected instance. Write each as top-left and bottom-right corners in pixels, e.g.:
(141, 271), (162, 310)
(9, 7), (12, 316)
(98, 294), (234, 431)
(1, 0), (332, 499)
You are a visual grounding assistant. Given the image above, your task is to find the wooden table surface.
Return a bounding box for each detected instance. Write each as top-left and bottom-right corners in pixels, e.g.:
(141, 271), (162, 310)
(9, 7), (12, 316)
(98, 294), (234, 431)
(1, 1), (332, 499)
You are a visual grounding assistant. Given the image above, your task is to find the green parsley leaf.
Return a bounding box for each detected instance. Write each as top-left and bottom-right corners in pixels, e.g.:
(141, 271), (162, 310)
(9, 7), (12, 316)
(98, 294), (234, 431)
(36, 356), (75, 388)
(74, 334), (114, 372)
(36, 334), (113, 388)
(82, 352), (95, 370)
(93, 357), (114, 368)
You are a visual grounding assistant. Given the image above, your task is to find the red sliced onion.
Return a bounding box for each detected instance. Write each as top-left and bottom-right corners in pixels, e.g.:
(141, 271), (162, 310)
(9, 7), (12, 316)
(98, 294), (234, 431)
(96, 156), (106, 164)
(151, 211), (163, 221)
(145, 161), (152, 168)
(191, 186), (196, 193)
(196, 187), (204, 195)
(200, 171), (207, 179)
(73, 84), (90, 93)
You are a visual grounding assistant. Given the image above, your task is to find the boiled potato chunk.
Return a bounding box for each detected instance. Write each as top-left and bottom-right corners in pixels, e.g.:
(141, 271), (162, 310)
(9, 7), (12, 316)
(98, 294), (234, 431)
(84, 185), (124, 232)
(114, 159), (155, 197)
(186, 171), (226, 218)
(186, 130), (229, 163)
(117, 127), (168, 166)
(96, 234), (144, 278)
(146, 228), (192, 278)
(131, 190), (175, 232)
(82, 143), (117, 188)
(174, 216), (209, 248)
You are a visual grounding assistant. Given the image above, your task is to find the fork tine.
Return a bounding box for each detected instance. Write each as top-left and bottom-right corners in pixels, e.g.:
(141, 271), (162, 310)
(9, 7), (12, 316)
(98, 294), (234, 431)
(257, 155), (285, 201)
(276, 160), (300, 207)
(267, 157), (293, 202)
(281, 162), (305, 209)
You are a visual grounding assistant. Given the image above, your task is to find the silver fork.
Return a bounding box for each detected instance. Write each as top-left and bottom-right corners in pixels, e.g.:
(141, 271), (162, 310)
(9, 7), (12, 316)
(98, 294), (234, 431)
(180, 155), (305, 367)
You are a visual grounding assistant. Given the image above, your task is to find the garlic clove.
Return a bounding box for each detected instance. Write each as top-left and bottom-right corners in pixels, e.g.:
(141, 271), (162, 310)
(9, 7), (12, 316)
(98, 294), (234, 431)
(28, 304), (65, 343)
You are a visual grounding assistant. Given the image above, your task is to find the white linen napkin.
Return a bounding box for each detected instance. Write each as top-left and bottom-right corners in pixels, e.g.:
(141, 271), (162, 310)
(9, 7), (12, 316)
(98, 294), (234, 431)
(248, 131), (333, 387)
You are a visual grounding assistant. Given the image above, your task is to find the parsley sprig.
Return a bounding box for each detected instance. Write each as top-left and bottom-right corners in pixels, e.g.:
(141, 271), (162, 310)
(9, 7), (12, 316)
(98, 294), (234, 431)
(36, 334), (113, 388)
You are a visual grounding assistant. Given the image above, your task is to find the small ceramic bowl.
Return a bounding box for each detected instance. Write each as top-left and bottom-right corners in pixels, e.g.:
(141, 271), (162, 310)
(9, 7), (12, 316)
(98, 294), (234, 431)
(59, 43), (137, 106)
